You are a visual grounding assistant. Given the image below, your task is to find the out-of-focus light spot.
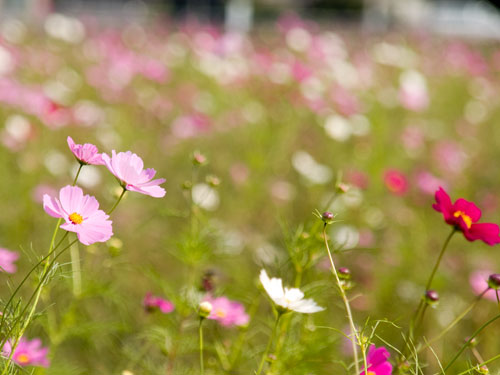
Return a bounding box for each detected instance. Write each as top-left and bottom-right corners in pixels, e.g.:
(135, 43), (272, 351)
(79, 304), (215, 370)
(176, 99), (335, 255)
(325, 115), (351, 142)
(44, 151), (68, 176)
(464, 100), (488, 124)
(1, 19), (27, 44)
(71, 164), (101, 188)
(292, 150), (332, 185)
(373, 42), (417, 68)
(45, 14), (85, 44)
(192, 183), (220, 211)
(286, 27), (311, 52)
(330, 225), (359, 250)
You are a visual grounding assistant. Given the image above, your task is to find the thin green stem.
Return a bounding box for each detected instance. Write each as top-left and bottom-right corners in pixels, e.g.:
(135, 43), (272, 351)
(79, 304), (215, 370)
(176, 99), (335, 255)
(73, 164), (83, 186)
(108, 187), (126, 215)
(456, 353), (500, 375)
(199, 318), (205, 375)
(426, 228), (456, 291)
(1, 237), (77, 375)
(444, 313), (500, 372)
(70, 240), (81, 297)
(323, 224), (360, 375)
(417, 288), (488, 355)
(402, 228), (456, 360)
(256, 313), (281, 375)
(496, 290), (500, 313)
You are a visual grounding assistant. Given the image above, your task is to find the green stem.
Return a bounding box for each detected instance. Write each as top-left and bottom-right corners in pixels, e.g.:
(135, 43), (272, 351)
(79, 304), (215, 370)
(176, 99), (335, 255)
(256, 313), (281, 375)
(73, 164), (83, 186)
(444, 313), (500, 372)
(417, 288), (488, 355)
(426, 228), (456, 291)
(1, 237), (77, 375)
(456, 353), (500, 375)
(108, 187), (126, 215)
(199, 318), (205, 375)
(323, 224), (360, 375)
(70, 240), (81, 297)
(402, 229), (456, 359)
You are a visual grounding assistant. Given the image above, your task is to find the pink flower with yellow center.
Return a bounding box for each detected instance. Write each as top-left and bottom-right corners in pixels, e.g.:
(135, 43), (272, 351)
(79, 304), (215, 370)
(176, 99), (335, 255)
(433, 187), (500, 245)
(202, 296), (250, 327)
(360, 345), (392, 375)
(67, 136), (104, 165)
(2, 338), (50, 367)
(102, 150), (166, 198)
(43, 185), (113, 246)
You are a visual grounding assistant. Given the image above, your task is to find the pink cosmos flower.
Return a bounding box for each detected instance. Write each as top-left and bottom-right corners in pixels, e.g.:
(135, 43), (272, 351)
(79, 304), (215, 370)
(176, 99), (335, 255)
(470, 270), (498, 302)
(102, 151), (166, 198)
(384, 169), (408, 196)
(433, 187), (500, 245)
(202, 296), (249, 327)
(0, 248), (19, 273)
(43, 185), (113, 246)
(67, 136), (104, 165)
(415, 171), (447, 196)
(360, 345), (392, 375)
(143, 293), (175, 314)
(2, 338), (50, 367)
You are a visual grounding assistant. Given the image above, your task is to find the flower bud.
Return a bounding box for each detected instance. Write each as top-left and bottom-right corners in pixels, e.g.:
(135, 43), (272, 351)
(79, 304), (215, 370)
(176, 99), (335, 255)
(199, 301), (212, 318)
(338, 267), (351, 280)
(466, 336), (478, 347)
(476, 365), (489, 374)
(192, 151), (207, 166)
(107, 238), (123, 257)
(182, 180), (193, 190)
(425, 290), (439, 306)
(321, 211), (335, 224)
(488, 274), (500, 290)
(336, 182), (350, 194)
(206, 175), (220, 187)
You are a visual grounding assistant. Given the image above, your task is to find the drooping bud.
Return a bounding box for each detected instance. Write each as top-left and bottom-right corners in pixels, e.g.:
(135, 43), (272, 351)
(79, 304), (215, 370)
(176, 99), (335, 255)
(321, 211), (334, 224)
(488, 274), (500, 290)
(199, 301), (212, 318)
(424, 290), (439, 306)
(201, 270), (215, 292)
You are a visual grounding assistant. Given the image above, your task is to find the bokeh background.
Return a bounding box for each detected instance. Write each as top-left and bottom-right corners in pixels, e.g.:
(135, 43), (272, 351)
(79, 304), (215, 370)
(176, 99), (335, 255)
(1, 0), (500, 374)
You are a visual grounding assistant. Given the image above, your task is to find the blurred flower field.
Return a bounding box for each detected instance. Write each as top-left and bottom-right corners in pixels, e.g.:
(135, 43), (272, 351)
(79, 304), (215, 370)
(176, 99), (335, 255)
(1, 12), (500, 375)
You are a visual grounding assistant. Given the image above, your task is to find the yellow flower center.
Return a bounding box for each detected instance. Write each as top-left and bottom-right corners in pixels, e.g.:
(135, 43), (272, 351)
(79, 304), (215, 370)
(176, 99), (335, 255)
(453, 211), (472, 229)
(215, 309), (226, 318)
(69, 212), (83, 225)
(367, 372), (376, 375)
(16, 353), (30, 364)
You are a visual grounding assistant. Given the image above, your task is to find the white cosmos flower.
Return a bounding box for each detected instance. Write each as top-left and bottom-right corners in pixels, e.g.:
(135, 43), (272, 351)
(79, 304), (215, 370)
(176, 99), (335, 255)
(259, 269), (325, 314)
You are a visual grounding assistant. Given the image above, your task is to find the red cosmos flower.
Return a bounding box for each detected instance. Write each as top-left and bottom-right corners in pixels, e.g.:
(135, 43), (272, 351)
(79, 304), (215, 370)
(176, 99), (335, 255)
(433, 187), (500, 245)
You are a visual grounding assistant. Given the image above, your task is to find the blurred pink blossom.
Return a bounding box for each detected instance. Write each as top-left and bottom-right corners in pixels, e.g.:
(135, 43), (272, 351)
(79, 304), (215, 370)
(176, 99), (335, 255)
(2, 338), (49, 367)
(143, 292), (174, 314)
(384, 169), (408, 196)
(470, 270), (498, 302)
(0, 248), (19, 274)
(203, 295), (249, 327)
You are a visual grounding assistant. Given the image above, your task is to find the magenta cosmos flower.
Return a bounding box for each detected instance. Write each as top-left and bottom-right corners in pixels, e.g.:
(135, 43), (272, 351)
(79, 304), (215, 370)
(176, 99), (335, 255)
(2, 338), (50, 367)
(202, 296), (250, 327)
(43, 185), (113, 246)
(143, 293), (174, 314)
(360, 345), (392, 375)
(67, 136), (104, 165)
(102, 151), (166, 198)
(0, 248), (19, 274)
(433, 187), (500, 245)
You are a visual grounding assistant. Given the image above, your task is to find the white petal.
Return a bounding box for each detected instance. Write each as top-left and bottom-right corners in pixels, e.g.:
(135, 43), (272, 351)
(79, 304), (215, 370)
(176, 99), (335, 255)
(259, 269), (284, 302)
(283, 287), (304, 303)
